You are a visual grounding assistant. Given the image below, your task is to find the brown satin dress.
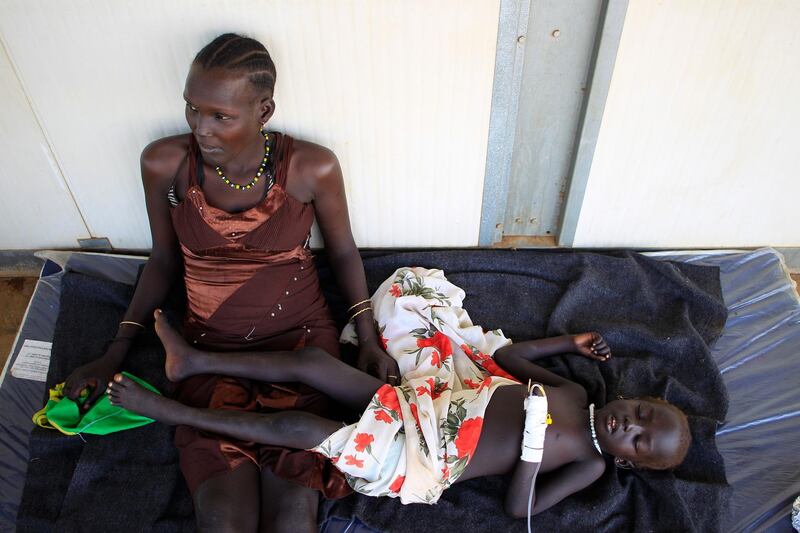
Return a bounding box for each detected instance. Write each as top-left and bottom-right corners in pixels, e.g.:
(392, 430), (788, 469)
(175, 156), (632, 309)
(168, 133), (350, 498)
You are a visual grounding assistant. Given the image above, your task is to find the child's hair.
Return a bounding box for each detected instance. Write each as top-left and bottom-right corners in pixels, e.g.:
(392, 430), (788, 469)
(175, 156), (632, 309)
(636, 397), (691, 470)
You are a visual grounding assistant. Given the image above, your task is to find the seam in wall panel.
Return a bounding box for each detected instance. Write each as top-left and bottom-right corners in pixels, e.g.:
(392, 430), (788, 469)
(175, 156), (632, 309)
(0, 31), (93, 238)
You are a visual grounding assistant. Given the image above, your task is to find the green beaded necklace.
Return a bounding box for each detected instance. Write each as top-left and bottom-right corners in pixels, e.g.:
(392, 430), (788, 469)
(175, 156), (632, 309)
(214, 131), (271, 191)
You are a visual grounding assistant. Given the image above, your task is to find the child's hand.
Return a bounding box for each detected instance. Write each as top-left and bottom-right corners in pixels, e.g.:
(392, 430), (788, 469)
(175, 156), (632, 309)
(571, 332), (611, 361)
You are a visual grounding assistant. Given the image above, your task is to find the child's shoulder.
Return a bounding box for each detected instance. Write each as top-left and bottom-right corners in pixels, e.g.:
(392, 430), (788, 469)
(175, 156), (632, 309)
(584, 455), (606, 477)
(559, 380), (588, 404)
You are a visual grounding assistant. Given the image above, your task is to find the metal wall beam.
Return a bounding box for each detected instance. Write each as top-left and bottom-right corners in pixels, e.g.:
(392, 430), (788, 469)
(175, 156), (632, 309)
(479, 0), (531, 246)
(558, 0), (629, 246)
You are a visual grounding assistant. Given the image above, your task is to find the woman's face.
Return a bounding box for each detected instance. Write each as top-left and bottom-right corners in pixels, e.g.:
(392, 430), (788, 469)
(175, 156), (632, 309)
(183, 64), (273, 166)
(594, 399), (683, 468)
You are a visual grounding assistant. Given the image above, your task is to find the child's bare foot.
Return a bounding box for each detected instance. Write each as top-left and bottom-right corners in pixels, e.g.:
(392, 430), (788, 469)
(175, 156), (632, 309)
(153, 309), (201, 381)
(107, 373), (184, 425)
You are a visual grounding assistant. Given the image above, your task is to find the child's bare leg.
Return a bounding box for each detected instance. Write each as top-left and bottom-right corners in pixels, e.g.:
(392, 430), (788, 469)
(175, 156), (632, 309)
(154, 310), (383, 410)
(108, 374), (341, 448)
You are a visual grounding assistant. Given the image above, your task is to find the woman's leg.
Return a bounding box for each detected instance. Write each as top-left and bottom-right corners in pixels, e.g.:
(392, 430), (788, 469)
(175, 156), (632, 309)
(193, 462), (261, 533)
(109, 374), (334, 533)
(259, 470), (318, 533)
(154, 310), (382, 410)
(108, 374), (343, 448)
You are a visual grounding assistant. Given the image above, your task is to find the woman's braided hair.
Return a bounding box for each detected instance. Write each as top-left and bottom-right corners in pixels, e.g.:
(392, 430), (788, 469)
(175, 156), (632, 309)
(194, 33), (276, 95)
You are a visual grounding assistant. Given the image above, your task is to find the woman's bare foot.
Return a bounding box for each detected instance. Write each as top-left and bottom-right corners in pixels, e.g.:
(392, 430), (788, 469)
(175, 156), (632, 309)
(153, 309), (202, 381)
(107, 373), (186, 425)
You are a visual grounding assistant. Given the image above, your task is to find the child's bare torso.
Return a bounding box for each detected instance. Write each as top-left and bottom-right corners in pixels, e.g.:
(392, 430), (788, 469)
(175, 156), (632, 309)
(459, 383), (603, 481)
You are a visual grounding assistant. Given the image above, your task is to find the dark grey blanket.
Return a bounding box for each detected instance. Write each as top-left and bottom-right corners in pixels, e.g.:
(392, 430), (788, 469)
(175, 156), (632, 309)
(17, 250), (729, 532)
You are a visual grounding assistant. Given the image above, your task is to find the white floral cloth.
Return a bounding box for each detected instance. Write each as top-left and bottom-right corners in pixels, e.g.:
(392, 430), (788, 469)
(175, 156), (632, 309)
(313, 267), (519, 504)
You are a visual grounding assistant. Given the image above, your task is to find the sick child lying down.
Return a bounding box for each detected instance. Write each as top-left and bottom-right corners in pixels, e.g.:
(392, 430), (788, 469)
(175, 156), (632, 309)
(108, 267), (690, 519)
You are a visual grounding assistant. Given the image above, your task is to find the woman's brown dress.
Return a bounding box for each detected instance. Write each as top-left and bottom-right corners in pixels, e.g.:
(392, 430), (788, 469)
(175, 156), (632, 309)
(168, 133), (349, 498)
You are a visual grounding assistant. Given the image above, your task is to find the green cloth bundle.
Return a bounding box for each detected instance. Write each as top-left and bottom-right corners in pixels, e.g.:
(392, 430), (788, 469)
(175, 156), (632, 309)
(33, 371), (160, 435)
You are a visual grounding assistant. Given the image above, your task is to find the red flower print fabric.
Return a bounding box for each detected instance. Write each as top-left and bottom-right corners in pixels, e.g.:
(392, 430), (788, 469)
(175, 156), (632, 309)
(354, 433), (375, 452)
(389, 475), (406, 493)
(376, 384), (400, 412)
(315, 267), (519, 505)
(455, 417), (484, 458)
(344, 455), (364, 468)
(374, 409), (393, 424)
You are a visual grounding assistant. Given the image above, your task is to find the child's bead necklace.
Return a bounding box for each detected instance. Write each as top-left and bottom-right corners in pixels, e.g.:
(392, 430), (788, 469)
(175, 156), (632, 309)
(588, 403), (602, 454)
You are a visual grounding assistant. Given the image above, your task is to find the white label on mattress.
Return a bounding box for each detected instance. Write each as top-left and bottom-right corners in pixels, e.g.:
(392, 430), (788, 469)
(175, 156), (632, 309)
(10, 340), (53, 382)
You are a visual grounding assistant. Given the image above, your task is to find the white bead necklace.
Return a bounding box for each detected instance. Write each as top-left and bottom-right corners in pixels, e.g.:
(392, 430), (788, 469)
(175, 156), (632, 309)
(588, 403), (602, 455)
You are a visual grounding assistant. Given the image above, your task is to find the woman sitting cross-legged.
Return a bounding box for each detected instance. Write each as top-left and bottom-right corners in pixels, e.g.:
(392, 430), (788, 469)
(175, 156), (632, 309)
(109, 268), (691, 519)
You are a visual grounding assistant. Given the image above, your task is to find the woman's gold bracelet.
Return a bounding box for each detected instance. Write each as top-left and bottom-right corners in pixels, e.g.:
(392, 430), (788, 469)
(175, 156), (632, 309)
(347, 299), (371, 312)
(349, 306), (372, 322)
(119, 320), (145, 330)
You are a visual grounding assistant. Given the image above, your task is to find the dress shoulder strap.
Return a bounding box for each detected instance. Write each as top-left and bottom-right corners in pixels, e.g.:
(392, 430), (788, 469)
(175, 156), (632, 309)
(274, 133), (294, 189)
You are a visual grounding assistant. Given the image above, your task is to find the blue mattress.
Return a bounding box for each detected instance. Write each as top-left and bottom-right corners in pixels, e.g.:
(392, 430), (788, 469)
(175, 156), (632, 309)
(0, 248), (797, 532)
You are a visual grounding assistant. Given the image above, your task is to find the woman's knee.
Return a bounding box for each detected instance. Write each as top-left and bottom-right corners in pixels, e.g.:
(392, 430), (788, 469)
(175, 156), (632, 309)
(193, 463), (261, 532)
(196, 507), (259, 532)
(260, 470), (318, 533)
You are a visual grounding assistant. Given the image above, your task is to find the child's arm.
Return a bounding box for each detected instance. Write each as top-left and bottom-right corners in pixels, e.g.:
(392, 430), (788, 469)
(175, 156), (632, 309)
(505, 458), (605, 518)
(494, 333), (610, 388)
(496, 333), (609, 363)
(504, 460), (542, 519)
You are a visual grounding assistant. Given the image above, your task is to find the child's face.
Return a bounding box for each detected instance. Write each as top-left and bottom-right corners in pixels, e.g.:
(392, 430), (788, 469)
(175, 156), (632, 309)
(595, 399), (682, 468)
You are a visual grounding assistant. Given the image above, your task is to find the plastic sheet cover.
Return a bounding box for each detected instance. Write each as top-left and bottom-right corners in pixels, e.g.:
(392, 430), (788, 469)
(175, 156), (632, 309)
(0, 249), (797, 532)
(0, 252), (144, 529)
(646, 249), (800, 532)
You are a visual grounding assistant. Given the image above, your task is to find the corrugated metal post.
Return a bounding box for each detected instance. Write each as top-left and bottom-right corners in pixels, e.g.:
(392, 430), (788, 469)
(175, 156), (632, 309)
(478, 0), (532, 246)
(558, 0), (628, 246)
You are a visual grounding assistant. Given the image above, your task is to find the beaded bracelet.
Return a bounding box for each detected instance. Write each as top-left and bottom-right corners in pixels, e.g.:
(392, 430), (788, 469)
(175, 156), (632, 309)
(347, 299), (371, 312)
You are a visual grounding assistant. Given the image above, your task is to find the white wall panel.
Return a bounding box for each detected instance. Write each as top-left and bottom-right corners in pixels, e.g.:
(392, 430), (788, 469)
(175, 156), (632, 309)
(0, 0), (500, 249)
(573, 0), (799, 248)
(0, 39), (89, 249)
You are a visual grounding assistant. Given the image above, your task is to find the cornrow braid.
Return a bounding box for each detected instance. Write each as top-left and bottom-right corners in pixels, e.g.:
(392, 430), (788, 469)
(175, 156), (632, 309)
(194, 33), (276, 95)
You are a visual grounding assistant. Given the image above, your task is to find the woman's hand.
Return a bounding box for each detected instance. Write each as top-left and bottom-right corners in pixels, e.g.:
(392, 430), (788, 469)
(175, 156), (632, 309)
(64, 341), (129, 411)
(357, 341), (400, 386)
(571, 332), (611, 361)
